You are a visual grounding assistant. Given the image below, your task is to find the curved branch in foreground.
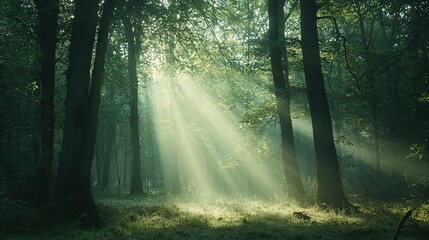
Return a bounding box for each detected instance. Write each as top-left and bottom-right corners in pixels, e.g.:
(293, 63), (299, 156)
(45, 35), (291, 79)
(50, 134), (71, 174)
(393, 209), (413, 240)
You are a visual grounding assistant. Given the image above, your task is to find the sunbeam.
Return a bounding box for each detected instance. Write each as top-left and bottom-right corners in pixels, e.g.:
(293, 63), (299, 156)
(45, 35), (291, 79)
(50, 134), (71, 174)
(145, 70), (287, 199)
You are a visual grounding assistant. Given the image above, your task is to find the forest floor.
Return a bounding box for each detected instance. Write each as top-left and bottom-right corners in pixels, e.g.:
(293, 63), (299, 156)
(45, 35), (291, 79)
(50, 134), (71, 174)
(1, 193), (429, 240)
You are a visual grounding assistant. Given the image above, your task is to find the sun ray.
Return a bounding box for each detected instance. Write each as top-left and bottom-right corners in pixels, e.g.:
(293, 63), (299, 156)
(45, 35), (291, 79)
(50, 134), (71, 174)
(145, 70), (288, 199)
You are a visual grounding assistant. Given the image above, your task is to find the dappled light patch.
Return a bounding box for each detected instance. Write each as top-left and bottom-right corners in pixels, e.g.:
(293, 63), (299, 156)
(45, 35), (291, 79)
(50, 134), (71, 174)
(93, 197), (429, 239)
(96, 197), (372, 239)
(1, 196), (428, 239)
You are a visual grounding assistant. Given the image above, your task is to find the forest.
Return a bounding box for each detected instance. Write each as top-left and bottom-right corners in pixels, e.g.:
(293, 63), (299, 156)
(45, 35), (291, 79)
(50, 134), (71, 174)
(0, 0), (428, 239)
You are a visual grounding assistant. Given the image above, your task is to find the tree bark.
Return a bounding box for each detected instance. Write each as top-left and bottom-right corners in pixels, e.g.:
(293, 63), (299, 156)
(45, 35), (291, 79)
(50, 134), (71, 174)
(101, 127), (115, 190)
(300, 0), (352, 209)
(268, 0), (306, 200)
(95, 141), (103, 185)
(55, 0), (116, 226)
(55, 0), (100, 226)
(33, 0), (59, 205)
(123, 16), (144, 195)
(101, 90), (117, 190)
(84, 0), (118, 184)
(114, 137), (121, 191)
(90, 0), (118, 191)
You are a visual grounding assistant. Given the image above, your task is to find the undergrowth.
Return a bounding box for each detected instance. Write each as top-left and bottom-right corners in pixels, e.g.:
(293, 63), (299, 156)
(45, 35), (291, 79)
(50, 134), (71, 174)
(1, 195), (428, 240)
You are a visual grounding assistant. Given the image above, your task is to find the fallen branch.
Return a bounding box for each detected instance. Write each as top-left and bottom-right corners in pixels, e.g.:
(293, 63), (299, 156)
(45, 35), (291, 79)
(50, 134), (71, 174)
(393, 209), (413, 240)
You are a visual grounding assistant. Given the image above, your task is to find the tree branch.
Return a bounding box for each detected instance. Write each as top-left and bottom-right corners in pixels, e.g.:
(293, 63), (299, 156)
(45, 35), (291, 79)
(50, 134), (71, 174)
(393, 209), (413, 240)
(317, 15), (372, 95)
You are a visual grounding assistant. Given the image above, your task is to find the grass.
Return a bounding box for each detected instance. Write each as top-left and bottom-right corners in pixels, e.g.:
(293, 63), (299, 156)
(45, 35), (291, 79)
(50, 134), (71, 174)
(1, 194), (428, 240)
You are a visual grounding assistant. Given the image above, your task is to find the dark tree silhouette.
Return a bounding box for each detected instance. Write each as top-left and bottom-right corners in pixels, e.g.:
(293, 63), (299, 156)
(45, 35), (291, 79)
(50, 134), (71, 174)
(55, 0), (117, 226)
(33, 0), (59, 205)
(300, 0), (352, 209)
(90, 0), (119, 191)
(123, 14), (144, 195)
(268, 0), (306, 200)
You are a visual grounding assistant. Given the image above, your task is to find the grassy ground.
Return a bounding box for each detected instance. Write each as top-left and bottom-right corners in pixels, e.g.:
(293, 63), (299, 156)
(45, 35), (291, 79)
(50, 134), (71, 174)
(1, 194), (428, 240)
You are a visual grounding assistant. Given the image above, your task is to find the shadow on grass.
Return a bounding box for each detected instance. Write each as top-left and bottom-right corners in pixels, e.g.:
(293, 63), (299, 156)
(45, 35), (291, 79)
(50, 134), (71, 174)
(96, 199), (429, 240)
(1, 198), (428, 240)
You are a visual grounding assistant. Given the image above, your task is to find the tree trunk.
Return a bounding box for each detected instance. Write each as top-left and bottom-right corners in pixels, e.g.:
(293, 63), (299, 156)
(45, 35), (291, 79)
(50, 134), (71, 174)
(268, 0), (305, 200)
(123, 16), (144, 195)
(114, 137), (121, 191)
(55, 0), (100, 226)
(101, 126), (115, 190)
(55, 0), (116, 226)
(300, 0), (352, 209)
(84, 0), (118, 184)
(33, 0), (59, 205)
(95, 141), (103, 185)
(171, 153), (181, 195)
(123, 131), (128, 188)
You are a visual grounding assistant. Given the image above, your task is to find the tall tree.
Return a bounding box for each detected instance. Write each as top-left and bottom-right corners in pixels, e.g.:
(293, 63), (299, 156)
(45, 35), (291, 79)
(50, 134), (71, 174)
(268, 0), (305, 200)
(101, 128), (115, 190)
(55, 0), (117, 226)
(300, 0), (352, 209)
(33, 0), (59, 205)
(85, 0), (119, 179)
(123, 14), (144, 195)
(55, 0), (100, 225)
(89, 0), (118, 191)
(100, 90), (118, 190)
